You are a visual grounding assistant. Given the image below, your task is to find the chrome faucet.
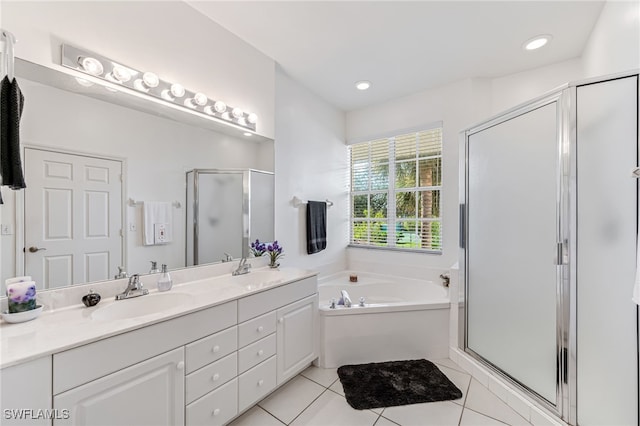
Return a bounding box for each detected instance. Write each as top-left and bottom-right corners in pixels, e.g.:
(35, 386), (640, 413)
(232, 257), (251, 276)
(114, 266), (128, 280)
(116, 274), (149, 300)
(222, 252), (233, 263)
(339, 290), (352, 307)
(439, 273), (450, 287)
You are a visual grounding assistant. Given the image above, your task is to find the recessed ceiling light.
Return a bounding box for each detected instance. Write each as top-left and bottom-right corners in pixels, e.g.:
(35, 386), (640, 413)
(355, 80), (371, 91)
(243, 132), (252, 137)
(524, 35), (552, 51)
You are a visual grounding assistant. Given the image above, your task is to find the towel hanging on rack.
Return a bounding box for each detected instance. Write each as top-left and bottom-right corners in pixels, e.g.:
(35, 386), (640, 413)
(306, 200), (327, 254)
(0, 29), (26, 205)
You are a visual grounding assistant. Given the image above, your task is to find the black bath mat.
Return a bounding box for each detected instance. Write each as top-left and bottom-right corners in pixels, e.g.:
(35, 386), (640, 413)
(337, 359), (462, 410)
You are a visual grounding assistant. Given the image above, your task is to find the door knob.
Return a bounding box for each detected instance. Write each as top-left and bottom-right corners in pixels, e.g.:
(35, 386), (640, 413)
(28, 246), (47, 253)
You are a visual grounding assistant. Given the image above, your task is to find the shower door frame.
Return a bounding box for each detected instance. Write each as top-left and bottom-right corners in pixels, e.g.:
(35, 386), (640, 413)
(458, 88), (573, 422)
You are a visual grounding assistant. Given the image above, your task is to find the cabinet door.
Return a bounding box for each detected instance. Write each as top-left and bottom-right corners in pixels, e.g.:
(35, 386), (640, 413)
(1, 356), (52, 426)
(276, 294), (318, 384)
(54, 348), (184, 426)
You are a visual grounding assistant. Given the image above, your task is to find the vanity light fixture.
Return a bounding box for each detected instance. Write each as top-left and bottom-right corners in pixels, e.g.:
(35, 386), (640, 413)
(355, 80), (371, 91)
(61, 44), (258, 132)
(524, 34), (552, 51)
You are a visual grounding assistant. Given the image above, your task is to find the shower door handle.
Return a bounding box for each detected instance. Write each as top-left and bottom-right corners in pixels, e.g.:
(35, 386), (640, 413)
(554, 242), (567, 265)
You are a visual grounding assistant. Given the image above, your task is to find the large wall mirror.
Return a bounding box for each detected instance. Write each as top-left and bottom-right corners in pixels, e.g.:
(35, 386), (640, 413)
(0, 58), (275, 291)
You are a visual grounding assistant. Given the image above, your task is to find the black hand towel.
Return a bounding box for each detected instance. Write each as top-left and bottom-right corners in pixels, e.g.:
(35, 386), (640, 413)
(306, 200), (327, 254)
(0, 75), (26, 191)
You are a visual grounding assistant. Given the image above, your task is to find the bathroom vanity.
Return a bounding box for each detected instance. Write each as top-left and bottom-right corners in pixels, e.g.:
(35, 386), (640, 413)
(0, 267), (318, 426)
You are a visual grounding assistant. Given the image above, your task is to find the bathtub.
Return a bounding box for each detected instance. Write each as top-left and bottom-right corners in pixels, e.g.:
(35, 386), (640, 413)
(317, 271), (450, 368)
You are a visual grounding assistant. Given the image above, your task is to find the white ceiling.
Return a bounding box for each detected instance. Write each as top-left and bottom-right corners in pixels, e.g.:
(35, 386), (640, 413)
(188, 1), (604, 111)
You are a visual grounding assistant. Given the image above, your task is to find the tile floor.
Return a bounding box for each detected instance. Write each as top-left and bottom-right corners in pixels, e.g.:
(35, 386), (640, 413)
(229, 359), (533, 426)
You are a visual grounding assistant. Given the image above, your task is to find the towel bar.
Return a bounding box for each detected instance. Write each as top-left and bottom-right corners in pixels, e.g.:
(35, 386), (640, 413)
(129, 198), (181, 208)
(292, 196), (334, 208)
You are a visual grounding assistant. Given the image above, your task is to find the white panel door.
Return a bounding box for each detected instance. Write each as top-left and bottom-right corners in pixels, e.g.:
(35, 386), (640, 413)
(576, 76), (638, 426)
(276, 294), (318, 384)
(467, 102), (559, 404)
(24, 148), (123, 289)
(54, 348), (184, 426)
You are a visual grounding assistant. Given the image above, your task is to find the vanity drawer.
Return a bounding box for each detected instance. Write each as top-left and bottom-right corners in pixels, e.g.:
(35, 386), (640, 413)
(238, 333), (276, 374)
(238, 356), (276, 412)
(186, 377), (238, 426)
(186, 326), (237, 374)
(238, 311), (276, 348)
(186, 352), (237, 404)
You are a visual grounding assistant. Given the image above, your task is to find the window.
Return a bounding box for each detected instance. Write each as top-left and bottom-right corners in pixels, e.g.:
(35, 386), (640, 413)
(349, 127), (443, 252)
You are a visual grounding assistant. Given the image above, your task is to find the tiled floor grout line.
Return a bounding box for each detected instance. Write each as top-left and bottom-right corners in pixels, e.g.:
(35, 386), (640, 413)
(257, 405), (288, 425)
(463, 406), (512, 425)
(280, 386), (333, 425)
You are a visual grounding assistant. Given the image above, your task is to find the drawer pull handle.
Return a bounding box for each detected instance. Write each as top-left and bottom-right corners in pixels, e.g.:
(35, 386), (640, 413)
(212, 373), (220, 381)
(176, 361), (185, 371)
(212, 409), (221, 416)
(257, 349), (264, 357)
(258, 379), (264, 387)
(257, 326), (264, 333)
(212, 345), (220, 353)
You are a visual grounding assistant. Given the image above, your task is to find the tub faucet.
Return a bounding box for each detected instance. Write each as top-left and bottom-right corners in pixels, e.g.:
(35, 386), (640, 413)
(440, 273), (450, 287)
(116, 274), (149, 300)
(232, 257), (251, 276)
(339, 290), (352, 307)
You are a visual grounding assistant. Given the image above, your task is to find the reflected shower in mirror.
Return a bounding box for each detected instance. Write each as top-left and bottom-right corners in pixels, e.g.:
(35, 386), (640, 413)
(0, 59), (274, 291)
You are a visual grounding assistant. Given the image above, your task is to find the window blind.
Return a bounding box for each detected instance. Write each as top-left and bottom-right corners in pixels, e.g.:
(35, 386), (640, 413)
(349, 128), (443, 252)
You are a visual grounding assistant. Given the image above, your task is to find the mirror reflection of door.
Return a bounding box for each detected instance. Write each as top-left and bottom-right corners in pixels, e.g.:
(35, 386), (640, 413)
(24, 148), (123, 289)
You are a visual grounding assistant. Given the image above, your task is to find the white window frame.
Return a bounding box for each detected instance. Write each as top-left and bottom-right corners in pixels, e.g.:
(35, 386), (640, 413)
(348, 123), (443, 254)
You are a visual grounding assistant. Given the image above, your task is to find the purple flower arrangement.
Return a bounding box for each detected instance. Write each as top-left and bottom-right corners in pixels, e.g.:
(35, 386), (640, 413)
(250, 239), (284, 267)
(266, 241), (284, 268)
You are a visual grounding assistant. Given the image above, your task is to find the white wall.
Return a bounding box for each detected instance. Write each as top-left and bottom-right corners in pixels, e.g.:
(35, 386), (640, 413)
(0, 79), (272, 284)
(0, 0), (276, 140)
(582, 1), (640, 78)
(274, 67), (348, 276)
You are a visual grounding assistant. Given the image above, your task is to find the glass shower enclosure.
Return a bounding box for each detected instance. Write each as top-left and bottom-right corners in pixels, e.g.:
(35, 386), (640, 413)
(459, 73), (638, 424)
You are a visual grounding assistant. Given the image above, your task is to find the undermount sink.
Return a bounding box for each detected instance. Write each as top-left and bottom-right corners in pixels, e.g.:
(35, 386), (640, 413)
(91, 292), (194, 321)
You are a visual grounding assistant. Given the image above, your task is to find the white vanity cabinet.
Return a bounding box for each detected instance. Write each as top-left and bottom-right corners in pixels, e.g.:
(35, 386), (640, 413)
(0, 356), (52, 426)
(53, 348), (185, 426)
(2, 273), (318, 426)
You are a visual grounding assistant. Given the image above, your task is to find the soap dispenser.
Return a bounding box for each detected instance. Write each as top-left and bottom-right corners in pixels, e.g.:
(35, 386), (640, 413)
(157, 264), (172, 292)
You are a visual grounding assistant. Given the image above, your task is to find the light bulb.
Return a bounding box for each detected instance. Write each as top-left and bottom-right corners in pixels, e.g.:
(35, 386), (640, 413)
(247, 113), (258, 124)
(170, 83), (185, 98)
(78, 57), (104, 76)
(142, 72), (159, 88)
(194, 93), (207, 106)
(221, 112), (231, 120)
(237, 117), (247, 126)
(184, 98), (197, 109)
(232, 107), (243, 119)
(204, 106), (215, 115)
(214, 101), (226, 113)
(111, 65), (131, 83)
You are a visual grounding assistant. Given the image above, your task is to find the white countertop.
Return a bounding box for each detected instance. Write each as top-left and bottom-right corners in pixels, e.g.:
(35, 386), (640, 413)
(0, 266), (317, 369)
